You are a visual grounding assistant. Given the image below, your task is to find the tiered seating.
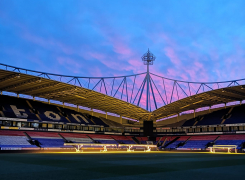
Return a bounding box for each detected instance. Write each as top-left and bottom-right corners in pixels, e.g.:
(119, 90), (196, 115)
(0, 136), (34, 148)
(0, 130), (25, 136)
(181, 135), (218, 149)
(0, 95), (110, 127)
(161, 136), (181, 148)
(88, 134), (118, 144)
(215, 134), (245, 149)
(27, 131), (60, 138)
(58, 107), (93, 124)
(30, 101), (68, 123)
(1, 129), (245, 150)
(0, 130), (34, 148)
(182, 105), (245, 127)
(156, 136), (174, 144)
(182, 118), (196, 127)
(35, 138), (65, 148)
(224, 105), (245, 124)
(164, 136), (178, 144)
(87, 115), (109, 127)
(196, 109), (229, 126)
(100, 117), (124, 128)
(137, 137), (148, 144)
(182, 109), (229, 127)
(166, 136), (190, 149)
(27, 131), (66, 148)
(60, 133), (92, 143)
(0, 111), (16, 118)
(111, 135), (135, 144)
(0, 95), (38, 120)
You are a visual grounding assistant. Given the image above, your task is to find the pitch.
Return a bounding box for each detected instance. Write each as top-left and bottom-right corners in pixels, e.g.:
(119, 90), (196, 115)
(0, 152), (244, 180)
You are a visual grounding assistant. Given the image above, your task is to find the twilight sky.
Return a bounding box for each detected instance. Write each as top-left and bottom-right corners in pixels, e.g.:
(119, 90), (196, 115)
(1, 0), (245, 111)
(1, 0), (245, 82)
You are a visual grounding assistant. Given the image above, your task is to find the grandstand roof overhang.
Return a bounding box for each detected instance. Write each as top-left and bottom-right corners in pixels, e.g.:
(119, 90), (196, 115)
(0, 69), (149, 120)
(0, 68), (245, 122)
(152, 86), (245, 120)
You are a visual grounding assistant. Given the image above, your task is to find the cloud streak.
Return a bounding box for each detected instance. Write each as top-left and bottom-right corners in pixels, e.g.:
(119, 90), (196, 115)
(1, 0), (245, 110)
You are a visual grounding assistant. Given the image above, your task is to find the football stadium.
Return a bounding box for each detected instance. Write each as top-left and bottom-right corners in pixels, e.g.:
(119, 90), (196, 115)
(1, 1), (245, 179)
(0, 50), (245, 179)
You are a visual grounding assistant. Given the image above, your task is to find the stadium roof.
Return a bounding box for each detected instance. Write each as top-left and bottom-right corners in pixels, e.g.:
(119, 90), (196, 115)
(0, 68), (245, 121)
(152, 86), (245, 120)
(0, 69), (149, 120)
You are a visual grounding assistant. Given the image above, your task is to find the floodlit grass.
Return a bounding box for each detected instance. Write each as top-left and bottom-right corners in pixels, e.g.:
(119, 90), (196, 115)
(0, 152), (244, 180)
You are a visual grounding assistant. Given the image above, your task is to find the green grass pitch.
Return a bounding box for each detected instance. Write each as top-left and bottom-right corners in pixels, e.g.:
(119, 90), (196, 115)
(0, 152), (244, 180)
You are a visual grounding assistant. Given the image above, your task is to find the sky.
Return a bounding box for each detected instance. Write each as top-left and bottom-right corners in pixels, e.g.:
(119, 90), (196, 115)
(1, 0), (245, 110)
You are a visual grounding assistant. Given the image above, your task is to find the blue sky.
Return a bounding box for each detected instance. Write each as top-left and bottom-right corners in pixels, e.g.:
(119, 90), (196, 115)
(1, 0), (245, 81)
(1, 0), (245, 110)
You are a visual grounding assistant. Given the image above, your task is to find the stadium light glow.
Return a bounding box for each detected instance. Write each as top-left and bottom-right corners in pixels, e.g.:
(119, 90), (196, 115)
(64, 143), (157, 153)
(180, 104), (190, 109)
(192, 100), (204, 105)
(74, 95), (87, 99)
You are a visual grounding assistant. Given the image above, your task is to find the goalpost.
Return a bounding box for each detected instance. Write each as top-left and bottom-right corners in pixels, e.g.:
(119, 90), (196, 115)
(64, 143), (157, 152)
(208, 145), (237, 153)
(64, 143), (117, 152)
(118, 144), (157, 152)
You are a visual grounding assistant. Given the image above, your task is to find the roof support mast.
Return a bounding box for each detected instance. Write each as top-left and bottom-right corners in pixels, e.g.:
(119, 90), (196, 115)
(142, 49), (156, 111)
(147, 60), (149, 111)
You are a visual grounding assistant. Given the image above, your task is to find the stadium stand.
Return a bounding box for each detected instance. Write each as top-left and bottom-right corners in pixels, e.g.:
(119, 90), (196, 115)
(0, 136), (35, 148)
(99, 117), (124, 128)
(0, 130), (35, 148)
(0, 95), (107, 126)
(0, 129), (245, 151)
(59, 133), (93, 143)
(25, 131), (66, 148)
(195, 109), (229, 126)
(162, 135), (245, 150)
(87, 134), (118, 144)
(182, 105), (245, 127)
(0, 96), (38, 120)
(182, 118), (197, 127)
(88, 115), (109, 127)
(0, 130), (142, 148)
(223, 105), (245, 124)
(110, 135), (135, 144)
(179, 135), (218, 149)
(166, 136), (190, 149)
(1, 94), (245, 152)
(214, 134), (245, 150)
(162, 136), (180, 148)
(137, 137), (148, 144)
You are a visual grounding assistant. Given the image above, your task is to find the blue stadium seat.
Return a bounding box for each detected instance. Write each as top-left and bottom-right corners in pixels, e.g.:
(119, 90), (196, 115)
(182, 106), (243, 127)
(182, 140), (210, 149)
(0, 95), (108, 127)
(196, 108), (229, 126)
(33, 138), (67, 148)
(224, 105), (245, 124)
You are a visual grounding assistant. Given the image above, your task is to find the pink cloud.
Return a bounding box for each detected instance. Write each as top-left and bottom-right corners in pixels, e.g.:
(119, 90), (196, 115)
(113, 41), (132, 55)
(89, 52), (106, 60)
(57, 57), (83, 74)
(164, 47), (181, 66)
(22, 32), (74, 55)
(90, 66), (103, 77)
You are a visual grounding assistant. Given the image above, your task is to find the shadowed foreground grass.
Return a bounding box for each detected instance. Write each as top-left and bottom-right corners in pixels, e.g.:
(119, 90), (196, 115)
(0, 152), (244, 180)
